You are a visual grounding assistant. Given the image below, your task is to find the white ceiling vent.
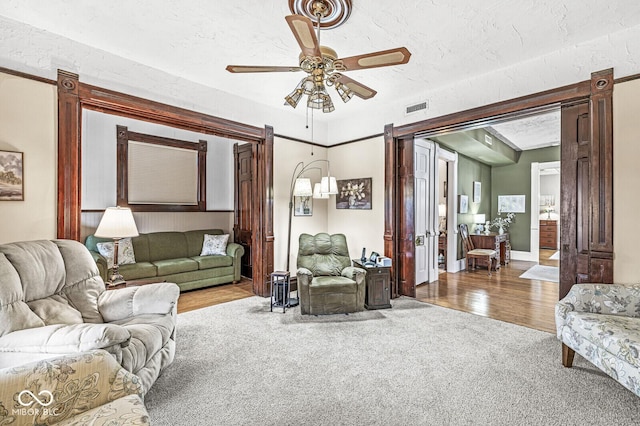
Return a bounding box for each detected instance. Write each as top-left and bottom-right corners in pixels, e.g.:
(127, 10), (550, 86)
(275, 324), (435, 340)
(405, 100), (429, 116)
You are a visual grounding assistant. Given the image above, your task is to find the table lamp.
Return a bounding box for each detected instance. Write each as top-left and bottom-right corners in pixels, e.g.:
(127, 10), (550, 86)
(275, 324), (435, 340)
(474, 214), (486, 234)
(95, 206), (139, 285)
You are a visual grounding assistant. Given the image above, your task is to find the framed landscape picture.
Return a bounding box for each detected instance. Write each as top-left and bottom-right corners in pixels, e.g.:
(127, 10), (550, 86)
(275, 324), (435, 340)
(336, 178), (372, 210)
(0, 150), (23, 201)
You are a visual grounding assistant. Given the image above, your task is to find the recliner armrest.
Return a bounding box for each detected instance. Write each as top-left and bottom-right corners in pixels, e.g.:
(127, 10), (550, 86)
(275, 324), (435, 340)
(98, 282), (180, 322)
(341, 266), (366, 285)
(0, 323), (130, 353)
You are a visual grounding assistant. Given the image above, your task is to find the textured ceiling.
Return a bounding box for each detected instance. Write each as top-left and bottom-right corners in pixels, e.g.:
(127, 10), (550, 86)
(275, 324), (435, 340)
(1, 1), (639, 146)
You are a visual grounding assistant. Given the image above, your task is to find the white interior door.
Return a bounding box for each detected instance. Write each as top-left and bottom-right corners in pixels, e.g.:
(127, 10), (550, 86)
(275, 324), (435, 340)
(415, 139), (437, 285)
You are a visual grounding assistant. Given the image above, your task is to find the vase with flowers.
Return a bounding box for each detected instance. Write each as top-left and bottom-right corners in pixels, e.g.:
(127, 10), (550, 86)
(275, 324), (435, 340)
(491, 212), (515, 235)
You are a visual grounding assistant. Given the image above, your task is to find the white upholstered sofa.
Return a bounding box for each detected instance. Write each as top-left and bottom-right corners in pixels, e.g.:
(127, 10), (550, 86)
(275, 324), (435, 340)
(556, 283), (640, 397)
(0, 239), (179, 393)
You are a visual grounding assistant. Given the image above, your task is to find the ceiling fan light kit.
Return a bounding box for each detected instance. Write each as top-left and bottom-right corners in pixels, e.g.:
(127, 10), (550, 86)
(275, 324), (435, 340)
(226, 0), (411, 113)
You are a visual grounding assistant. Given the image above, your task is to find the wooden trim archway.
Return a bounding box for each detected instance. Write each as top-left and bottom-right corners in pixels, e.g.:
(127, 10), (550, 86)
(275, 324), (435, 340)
(385, 70), (613, 299)
(57, 70), (274, 296)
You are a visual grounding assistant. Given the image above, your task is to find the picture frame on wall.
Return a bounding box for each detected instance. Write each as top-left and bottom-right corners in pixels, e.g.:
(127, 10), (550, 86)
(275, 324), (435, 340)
(458, 194), (469, 214)
(294, 195), (312, 216)
(473, 181), (481, 203)
(0, 150), (24, 201)
(336, 178), (372, 210)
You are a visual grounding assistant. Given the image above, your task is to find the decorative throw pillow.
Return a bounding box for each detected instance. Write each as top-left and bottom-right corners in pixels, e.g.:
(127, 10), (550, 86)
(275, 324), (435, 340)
(201, 234), (229, 256)
(96, 238), (136, 269)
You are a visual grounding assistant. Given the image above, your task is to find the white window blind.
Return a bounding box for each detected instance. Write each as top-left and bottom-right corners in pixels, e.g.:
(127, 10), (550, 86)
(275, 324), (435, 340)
(128, 141), (198, 205)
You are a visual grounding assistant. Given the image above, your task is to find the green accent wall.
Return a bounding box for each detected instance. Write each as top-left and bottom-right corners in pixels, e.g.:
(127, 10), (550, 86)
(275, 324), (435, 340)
(491, 146), (560, 251)
(456, 154), (491, 258)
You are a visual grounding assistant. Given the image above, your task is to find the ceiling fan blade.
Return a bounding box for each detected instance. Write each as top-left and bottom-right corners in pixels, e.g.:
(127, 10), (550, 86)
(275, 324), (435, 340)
(226, 65), (302, 73)
(336, 47), (411, 71)
(285, 14), (321, 58)
(335, 74), (377, 99)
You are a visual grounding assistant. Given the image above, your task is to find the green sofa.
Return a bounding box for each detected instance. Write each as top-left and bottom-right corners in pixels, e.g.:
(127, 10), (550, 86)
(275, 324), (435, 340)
(85, 229), (244, 292)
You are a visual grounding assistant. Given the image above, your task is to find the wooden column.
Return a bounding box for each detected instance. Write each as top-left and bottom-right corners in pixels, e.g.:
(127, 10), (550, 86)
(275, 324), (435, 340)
(57, 70), (81, 240)
(383, 124), (397, 297)
(588, 69), (614, 283)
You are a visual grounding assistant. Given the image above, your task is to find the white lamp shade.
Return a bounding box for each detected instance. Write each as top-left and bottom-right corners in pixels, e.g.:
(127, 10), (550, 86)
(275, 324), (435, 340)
(438, 204), (447, 217)
(474, 214), (486, 224)
(320, 176), (338, 195)
(313, 183), (329, 199)
(293, 178), (313, 196)
(95, 207), (139, 239)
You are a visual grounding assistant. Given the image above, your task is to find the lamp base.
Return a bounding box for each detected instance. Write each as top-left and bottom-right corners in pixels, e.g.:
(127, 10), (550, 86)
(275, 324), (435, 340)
(106, 273), (125, 288)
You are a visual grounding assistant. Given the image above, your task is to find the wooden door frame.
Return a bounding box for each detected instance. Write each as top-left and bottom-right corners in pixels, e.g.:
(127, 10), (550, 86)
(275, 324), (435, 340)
(57, 70), (274, 296)
(385, 70), (614, 299)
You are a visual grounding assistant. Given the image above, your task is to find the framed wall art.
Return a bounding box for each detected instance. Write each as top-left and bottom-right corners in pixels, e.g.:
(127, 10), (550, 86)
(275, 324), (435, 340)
(0, 150), (24, 201)
(458, 194), (469, 214)
(498, 195), (526, 213)
(294, 195), (312, 216)
(336, 178), (372, 210)
(473, 181), (481, 203)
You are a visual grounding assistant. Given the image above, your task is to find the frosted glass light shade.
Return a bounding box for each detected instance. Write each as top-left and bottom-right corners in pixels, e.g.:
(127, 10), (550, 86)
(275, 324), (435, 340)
(313, 183), (329, 199)
(320, 176), (338, 195)
(474, 214), (486, 224)
(293, 178), (313, 196)
(95, 207), (139, 239)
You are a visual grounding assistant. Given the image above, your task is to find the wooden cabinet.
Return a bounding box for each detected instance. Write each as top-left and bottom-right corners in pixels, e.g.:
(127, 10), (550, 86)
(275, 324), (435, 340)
(539, 220), (558, 249)
(353, 259), (392, 310)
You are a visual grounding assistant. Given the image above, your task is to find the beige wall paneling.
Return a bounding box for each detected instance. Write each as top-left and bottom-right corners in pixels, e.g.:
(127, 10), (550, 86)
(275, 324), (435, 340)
(613, 78), (640, 282)
(327, 136), (386, 261)
(0, 72), (56, 244)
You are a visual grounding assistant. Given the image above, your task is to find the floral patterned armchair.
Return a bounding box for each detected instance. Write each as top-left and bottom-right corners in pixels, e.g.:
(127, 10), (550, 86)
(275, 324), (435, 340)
(0, 350), (148, 425)
(555, 283), (640, 396)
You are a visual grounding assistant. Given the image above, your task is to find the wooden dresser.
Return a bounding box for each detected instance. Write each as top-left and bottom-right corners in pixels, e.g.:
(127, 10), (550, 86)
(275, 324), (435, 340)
(539, 220), (558, 249)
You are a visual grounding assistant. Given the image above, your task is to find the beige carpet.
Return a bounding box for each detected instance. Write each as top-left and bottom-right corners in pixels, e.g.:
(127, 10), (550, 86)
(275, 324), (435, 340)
(145, 297), (639, 425)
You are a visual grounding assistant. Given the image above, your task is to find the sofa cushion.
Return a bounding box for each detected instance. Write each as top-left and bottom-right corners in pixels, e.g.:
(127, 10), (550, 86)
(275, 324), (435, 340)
(566, 311), (640, 368)
(191, 255), (233, 269)
(120, 262), (157, 280)
(309, 276), (357, 294)
(153, 258), (198, 276)
(200, 234), (229, 256)
(27, 295), (84, 325)
(184, 229), (222, 257)
(147, 232), (189, 261)
(96, 238), (136, 269)
(0, 240), (66, 302)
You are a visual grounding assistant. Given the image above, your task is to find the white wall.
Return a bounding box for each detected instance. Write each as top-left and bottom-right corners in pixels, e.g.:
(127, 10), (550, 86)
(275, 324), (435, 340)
(273, 137), (330, 273)
(327, 136), (386, 261)
(0, 71), (57, 244)
(613, 78), (640, 283)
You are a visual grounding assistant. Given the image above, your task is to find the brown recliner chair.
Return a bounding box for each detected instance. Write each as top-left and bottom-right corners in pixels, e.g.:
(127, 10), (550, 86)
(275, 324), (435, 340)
(296, 233), (366, 315)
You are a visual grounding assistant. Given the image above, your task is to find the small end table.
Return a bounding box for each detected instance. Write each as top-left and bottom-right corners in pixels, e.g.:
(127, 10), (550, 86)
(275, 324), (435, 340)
(352, 259), (392, 310)
(270, 271), (298, 313)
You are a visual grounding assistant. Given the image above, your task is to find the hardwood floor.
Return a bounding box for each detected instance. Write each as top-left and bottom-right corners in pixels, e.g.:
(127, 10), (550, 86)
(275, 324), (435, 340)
(418, 249), (559, 334)
(178, 249), (560, 334)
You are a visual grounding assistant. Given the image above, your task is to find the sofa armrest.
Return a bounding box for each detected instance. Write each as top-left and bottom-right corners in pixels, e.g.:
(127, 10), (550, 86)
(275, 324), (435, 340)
(341, 266), (366, 285)
(0, 349), (144, 426)
(556, 283), (640, 337)
(0, 323), (130, 353)
(296, 267), (313, 286)
(226, 242), (245, 282)
(98, 282), (180, 322)
(89, 250), (109, 281)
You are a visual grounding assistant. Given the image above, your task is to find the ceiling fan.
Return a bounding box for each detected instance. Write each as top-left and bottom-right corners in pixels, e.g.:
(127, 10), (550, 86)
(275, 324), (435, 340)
(226, 0), (411, 113)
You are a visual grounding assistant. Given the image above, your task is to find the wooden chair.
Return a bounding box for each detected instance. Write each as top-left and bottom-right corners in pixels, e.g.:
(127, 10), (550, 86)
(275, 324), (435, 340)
(459, 224), (498, 276)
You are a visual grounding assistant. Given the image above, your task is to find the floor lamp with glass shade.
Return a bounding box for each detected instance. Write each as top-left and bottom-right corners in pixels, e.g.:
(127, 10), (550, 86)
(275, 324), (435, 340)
(285, 160), (338, 305)
(95, 206), (139, 286)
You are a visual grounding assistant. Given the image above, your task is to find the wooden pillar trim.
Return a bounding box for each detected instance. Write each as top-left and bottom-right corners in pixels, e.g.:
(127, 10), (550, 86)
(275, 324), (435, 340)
(57, 70), (81, 240)
(383, 124), (397, 298)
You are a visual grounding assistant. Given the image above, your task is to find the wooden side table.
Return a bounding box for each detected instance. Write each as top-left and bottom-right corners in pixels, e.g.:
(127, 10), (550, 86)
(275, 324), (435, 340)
(352, 259), (392, 310)
(106, 278), (166, 290)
